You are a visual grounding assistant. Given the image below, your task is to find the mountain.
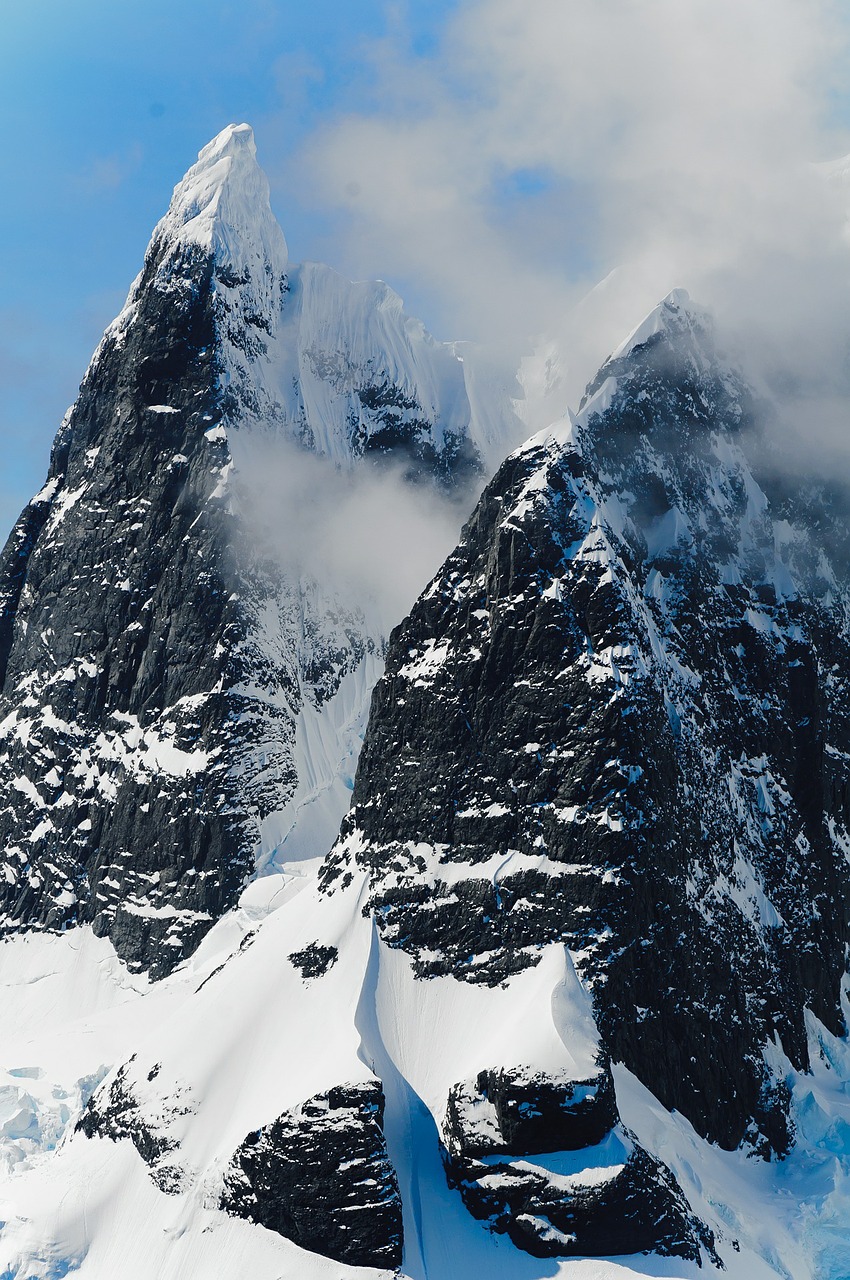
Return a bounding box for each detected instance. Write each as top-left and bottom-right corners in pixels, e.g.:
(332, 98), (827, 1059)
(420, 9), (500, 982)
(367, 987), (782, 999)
(0, 123), (519, 978)
(330, 288), (850, 1154)
(1, 132), (850, 1280)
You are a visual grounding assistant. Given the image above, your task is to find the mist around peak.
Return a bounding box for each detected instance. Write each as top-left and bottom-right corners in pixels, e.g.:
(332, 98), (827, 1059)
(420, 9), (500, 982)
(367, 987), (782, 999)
(285, 0), (850, 476)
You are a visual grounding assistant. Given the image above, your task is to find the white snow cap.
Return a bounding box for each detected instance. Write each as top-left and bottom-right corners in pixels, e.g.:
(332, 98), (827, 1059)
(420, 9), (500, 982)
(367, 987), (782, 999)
(153, 122), (288, 275)
(610, 287), (701, 362)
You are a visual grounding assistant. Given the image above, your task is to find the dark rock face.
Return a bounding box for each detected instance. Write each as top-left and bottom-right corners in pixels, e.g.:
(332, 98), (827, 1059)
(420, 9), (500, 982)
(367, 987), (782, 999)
(0, 238), (251, 977)
(445, 1133), (713, 1262)
(75, 1057), (192, 1193)
(221, 1080), (403, 1270)
(0, 132), (480, 978)
(356, 373), (481, 489)
(444, 1064), (617, 1157)
(288, 941), (339, 979)
(440, 1060), (714, 1262)
(325, 292), (850, 1157)
(79, 1058), (404, 1269)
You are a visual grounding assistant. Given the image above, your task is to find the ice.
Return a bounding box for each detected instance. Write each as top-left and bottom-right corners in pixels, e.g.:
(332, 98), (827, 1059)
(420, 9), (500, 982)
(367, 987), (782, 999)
(2, 858), (850, 1277)
(255, 648), (385, 875)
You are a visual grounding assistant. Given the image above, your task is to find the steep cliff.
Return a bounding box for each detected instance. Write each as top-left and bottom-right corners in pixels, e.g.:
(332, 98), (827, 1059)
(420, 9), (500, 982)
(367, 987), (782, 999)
(0, 124), (498, 976)
(327, 289), (850, 1158)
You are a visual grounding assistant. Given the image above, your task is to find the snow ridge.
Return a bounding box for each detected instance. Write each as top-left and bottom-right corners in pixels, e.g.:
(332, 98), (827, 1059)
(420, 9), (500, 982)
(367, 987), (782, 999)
(608, 287), (710, 365)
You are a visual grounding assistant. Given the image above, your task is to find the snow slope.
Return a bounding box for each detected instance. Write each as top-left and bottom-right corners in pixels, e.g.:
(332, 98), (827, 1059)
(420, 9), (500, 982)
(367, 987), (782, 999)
(1, 866), (849, 1279)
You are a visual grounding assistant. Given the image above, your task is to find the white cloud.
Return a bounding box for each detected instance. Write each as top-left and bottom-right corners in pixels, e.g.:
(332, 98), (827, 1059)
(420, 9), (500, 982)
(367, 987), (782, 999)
(231, 435), (468, 635)
(293, 0), (850, 425)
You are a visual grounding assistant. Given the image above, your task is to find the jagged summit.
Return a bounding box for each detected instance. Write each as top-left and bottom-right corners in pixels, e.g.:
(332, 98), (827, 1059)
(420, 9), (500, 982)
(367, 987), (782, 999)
(152, 121), (288, 274)
(326, 287), (850, 1162)
(123, 121), (291, 345)
(605, 287), (709, 366)
(0, 122), (507, 977)
(92, 121), (491, 477)
(518, 287), (721, 463)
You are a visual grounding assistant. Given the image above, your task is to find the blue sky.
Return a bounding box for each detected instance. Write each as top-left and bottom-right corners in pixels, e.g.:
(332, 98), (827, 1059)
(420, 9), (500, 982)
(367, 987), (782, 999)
(0, 0), (458, 540)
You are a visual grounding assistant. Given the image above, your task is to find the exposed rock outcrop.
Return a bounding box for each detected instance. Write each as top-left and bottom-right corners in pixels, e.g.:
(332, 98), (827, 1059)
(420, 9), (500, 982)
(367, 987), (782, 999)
(221, 1080), (403, 1270)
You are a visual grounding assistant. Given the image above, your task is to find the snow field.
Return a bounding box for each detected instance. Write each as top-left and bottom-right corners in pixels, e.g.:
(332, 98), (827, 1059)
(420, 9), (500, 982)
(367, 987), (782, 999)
(1, 862), (850, 1277)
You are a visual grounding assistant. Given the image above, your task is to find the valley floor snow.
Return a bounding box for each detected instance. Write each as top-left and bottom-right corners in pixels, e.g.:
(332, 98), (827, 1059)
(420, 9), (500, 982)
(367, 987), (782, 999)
(0, 869), (848, 1279)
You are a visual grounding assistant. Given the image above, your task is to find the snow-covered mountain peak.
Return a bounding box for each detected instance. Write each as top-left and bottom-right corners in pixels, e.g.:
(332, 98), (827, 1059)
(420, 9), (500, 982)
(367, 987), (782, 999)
(199, 120), (256, 162)
(608, 286), (708, 364)
(0, 119), (526, 987)
(151, 120), (288, 283)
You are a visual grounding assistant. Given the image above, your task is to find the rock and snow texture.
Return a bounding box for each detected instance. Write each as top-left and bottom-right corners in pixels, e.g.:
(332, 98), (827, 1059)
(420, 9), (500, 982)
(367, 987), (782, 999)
(0, 123), (514, 976)
(0, 880), (715, 1276)
(220, 1079), (403, 1269)
(1, 866), (849, 1278)
(4, 123), (850, 1277)
(327, 288), (850, 1162)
